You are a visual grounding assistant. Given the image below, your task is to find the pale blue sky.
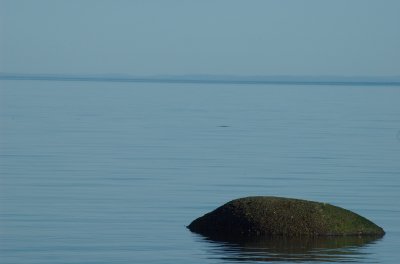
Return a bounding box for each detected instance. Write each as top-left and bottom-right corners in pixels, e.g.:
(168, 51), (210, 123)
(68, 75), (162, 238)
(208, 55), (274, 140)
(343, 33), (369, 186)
(1, 0), (400, 76)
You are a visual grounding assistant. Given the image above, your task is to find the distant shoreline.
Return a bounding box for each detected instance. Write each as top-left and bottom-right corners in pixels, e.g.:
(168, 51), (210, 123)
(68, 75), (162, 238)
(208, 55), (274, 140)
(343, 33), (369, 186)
(1, 74), (400, 86)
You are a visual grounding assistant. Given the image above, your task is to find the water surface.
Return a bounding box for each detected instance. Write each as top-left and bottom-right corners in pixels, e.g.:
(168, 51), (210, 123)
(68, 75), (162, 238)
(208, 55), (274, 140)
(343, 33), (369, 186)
(0, 80), (399, 263)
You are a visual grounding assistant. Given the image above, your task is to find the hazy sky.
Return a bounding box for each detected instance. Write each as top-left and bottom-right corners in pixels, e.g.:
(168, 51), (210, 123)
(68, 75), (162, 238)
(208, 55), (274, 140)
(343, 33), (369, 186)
(1, 0), (400, 76)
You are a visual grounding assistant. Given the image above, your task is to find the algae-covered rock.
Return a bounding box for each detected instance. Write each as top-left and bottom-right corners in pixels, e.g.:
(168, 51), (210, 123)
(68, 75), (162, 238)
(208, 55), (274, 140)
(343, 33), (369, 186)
(188, 196), (385, 237)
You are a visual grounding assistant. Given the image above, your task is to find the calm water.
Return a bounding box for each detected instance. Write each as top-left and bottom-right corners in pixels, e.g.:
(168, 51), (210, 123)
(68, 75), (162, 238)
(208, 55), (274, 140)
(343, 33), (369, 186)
(0, 80), (399, 263)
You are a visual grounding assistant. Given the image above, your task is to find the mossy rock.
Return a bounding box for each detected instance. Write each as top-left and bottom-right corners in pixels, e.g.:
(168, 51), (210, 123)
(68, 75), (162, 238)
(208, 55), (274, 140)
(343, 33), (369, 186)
(188, 196), (385, 237)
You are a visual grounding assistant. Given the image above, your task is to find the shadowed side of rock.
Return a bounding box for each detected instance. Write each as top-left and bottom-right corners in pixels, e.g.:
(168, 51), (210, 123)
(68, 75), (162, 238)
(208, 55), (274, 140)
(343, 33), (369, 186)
(187, 196), (385, 237)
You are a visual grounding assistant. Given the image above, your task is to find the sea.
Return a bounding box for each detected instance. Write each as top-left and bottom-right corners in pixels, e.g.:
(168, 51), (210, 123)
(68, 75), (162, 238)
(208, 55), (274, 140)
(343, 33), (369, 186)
(0, 79), (399, 263)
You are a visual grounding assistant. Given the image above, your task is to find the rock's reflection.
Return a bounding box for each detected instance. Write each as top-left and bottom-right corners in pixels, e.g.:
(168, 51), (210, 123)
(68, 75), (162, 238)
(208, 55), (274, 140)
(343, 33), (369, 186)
(200, 234), (382, 262)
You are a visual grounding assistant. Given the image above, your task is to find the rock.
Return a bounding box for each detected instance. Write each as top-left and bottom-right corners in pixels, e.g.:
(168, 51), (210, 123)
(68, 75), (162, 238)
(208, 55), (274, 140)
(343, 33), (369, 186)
(187, 196), (385, 237)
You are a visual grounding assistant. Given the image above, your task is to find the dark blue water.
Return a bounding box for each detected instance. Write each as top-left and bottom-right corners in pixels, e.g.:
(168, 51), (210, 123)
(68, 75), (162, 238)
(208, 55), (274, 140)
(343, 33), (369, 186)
(1, 80), (399, 263)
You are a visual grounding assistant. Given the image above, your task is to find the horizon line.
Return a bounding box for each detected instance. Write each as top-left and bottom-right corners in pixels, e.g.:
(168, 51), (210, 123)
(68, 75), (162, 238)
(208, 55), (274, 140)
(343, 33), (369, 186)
(1, 73), (400, 86)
